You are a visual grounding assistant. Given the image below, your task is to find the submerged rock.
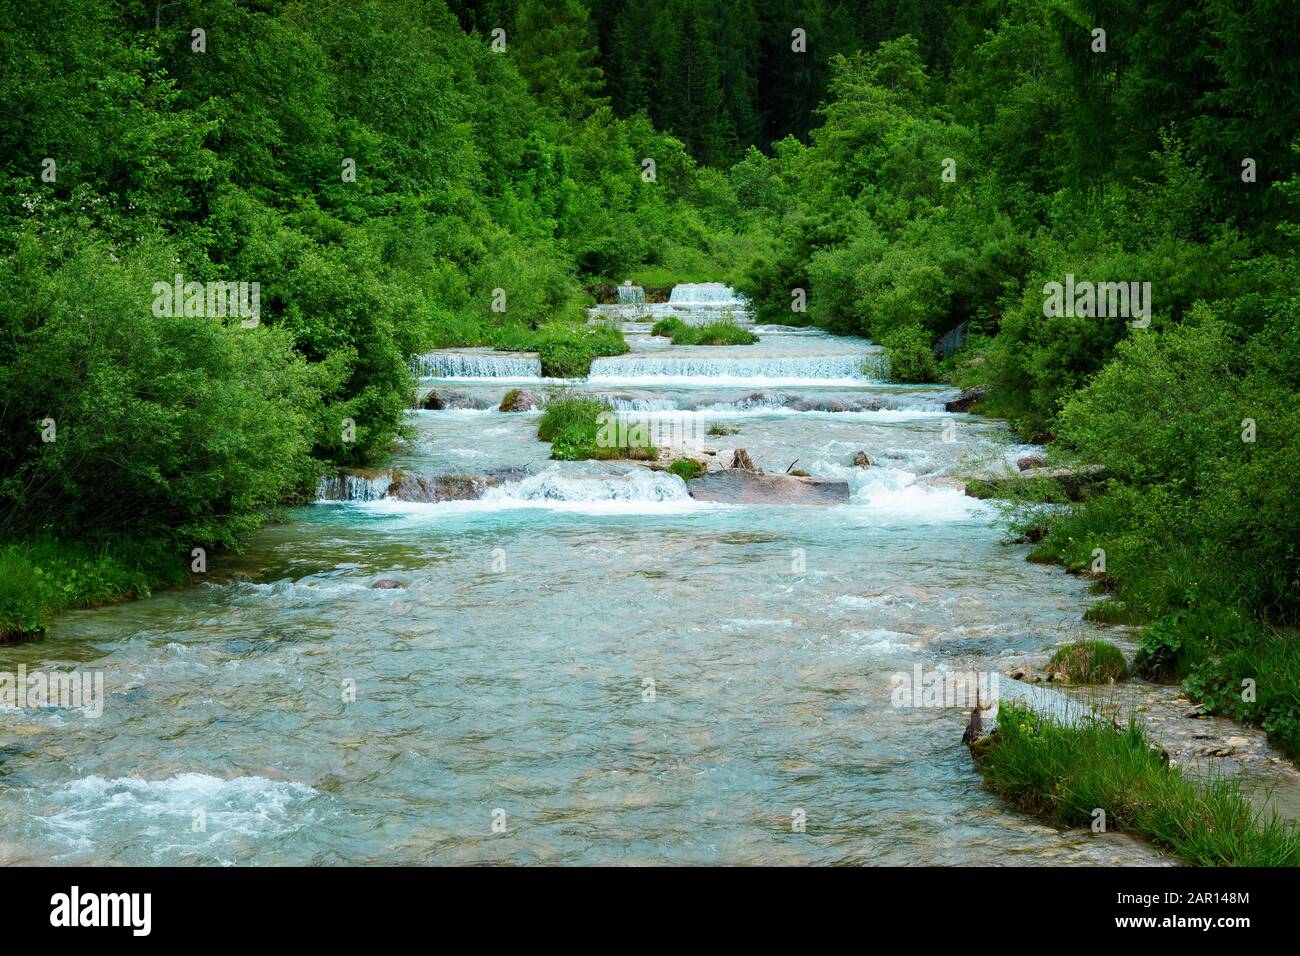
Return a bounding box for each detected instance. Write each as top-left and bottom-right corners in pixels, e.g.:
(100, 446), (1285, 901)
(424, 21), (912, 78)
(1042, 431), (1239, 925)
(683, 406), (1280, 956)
(372, 579), (405, 589)
(688, 468), (850, 506)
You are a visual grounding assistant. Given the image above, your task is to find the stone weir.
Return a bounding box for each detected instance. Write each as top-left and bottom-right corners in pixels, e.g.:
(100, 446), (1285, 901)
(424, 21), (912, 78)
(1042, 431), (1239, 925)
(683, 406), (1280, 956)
(316, 467), (530, 502)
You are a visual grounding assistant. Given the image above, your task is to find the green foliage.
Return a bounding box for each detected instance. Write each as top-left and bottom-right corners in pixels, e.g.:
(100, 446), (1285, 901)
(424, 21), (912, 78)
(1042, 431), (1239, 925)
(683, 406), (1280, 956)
(978, 701), (1300, 866)
(1186, 631), (1300, 758)
(536, 395), (654, 461)
(651, 316), (758, 345)
(667, 459), (705, 480)
(0, 537), (185, 641)
(1047, 641), (1129, 684)
(0, 233), (319, 549)
(879, 324), (938, 383)
(493, 323), (629, 377)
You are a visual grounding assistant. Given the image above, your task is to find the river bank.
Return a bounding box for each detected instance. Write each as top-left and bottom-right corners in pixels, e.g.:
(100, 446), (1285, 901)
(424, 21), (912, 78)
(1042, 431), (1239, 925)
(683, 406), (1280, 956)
(2, 285), (1294, 865)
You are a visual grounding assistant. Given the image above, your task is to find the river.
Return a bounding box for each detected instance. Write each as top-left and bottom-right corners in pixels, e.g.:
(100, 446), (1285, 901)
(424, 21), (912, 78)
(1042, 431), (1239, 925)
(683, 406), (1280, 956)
(0, 285), (1169, 865)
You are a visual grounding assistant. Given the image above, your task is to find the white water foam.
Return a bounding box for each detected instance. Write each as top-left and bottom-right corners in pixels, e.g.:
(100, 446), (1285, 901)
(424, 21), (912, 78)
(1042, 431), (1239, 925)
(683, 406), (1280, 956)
(667, 282), (748, 308)
(484, 468), (690, 504)
(415, 352), (543, 379)
(590, 354), (882, 382)
(34, 773), (316, 857)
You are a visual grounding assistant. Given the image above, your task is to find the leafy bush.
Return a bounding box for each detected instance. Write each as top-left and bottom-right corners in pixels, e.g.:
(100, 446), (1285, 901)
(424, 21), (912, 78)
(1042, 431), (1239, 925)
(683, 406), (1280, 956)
(495, 323), (628, 378)
(0, 234), (320, 550)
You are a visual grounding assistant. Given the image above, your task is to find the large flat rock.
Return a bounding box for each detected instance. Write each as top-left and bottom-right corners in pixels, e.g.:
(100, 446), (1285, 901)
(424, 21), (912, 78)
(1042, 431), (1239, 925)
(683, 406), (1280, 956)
(687, 469), (850, 506)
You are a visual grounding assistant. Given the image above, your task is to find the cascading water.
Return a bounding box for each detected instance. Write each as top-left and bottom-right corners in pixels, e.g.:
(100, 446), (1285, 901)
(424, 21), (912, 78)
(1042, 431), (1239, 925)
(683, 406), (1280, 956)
(616, 284), (646, 305)
(667, 282), (747, 308)
(4, 297), (1183, 868)
(315, 472), (392, 501)
(589, 352), (887, 384)
(483, 467), (690, 503)
(414, 351), (543, 379)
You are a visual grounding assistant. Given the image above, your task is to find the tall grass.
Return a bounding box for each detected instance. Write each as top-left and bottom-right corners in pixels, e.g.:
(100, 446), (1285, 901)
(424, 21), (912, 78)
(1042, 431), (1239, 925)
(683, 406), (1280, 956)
(979, 701), (1300, 866)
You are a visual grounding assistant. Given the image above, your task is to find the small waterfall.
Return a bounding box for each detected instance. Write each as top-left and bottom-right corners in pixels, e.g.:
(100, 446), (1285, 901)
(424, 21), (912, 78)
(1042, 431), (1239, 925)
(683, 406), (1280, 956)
(484, 469), (689, 503)
(316, 472), (392, 501)
(617, 284), (646, 305)
(589, 353), (885, 382)
(667, 283), (747, 308)
(600, 396), (681, 412)
(415, 352), (543, 379)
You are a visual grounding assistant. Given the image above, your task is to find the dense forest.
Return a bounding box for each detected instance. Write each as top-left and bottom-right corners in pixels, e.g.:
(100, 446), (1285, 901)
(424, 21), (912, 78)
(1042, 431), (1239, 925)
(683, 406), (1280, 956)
(1, 0), (1298, 751)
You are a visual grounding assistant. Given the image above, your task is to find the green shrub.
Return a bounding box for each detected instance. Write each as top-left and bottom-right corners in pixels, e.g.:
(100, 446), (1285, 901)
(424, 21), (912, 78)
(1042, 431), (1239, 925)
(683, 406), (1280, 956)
(1047, 641), (1129, 683)
(0, 235), (321, 550)
(1186, 630), (1300, 758)
(879, 324), (938, 383)
(537, 396), (654, 461)
(495, 323), (629, 378)
(668, 459), (704, 480)
(651, 317), (686, 337)
(0, 537), (184, 641)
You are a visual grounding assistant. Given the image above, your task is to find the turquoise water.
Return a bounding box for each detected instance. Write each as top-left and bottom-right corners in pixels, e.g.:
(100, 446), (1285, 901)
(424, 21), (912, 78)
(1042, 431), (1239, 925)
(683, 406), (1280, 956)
(0, 304), (1168, 865)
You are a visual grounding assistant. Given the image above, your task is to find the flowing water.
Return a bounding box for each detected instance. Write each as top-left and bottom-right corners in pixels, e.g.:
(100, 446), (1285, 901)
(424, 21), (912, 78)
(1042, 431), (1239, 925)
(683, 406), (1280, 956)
(1, 286), (1174, 865)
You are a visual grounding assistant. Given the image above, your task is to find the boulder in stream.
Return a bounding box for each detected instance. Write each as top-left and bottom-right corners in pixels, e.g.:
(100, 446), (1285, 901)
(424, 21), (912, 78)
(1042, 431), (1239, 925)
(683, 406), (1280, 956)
(499, 388), (540, 412)
(944, 385), (986, 413)
(688, 468), (850, 506)
(852, 451), (871, 468)
(386, 468), (530, 503)
(422, 389), (493, 411)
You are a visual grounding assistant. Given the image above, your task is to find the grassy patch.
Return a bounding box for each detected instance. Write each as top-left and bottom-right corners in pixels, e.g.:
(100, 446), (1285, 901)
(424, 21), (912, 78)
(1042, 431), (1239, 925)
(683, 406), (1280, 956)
(493, 322), (629, 377)
(667, 459), (705, 480)
(1186, 628), (1300, 759)
(651, 316), (757, 345)
(1083, 597), (1148, 625)
(976, 701), (1300, 866)
(1048, 640), (1129, 683)
(536, 396), (655, 461)
(0, 537), (186, 641)
(706, 423), (739, 436)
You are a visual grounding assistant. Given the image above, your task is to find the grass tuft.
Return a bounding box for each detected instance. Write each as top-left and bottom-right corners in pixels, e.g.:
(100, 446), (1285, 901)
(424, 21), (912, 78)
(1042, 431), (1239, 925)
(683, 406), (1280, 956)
(978, 701), (1300, 866)
(1047, 640), (1129, 683)
(537, 396), (655, 461)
